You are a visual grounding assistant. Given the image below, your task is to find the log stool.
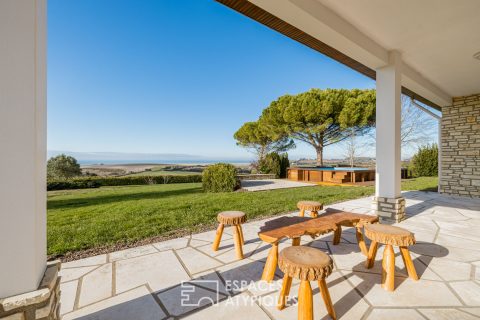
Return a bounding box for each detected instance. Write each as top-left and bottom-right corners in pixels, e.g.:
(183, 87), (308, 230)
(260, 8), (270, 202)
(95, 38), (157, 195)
(277, 246), (336, 320)
(364, 224), (418, 291)
(212, 211), (246, 259)
(297, 201), (323, 218)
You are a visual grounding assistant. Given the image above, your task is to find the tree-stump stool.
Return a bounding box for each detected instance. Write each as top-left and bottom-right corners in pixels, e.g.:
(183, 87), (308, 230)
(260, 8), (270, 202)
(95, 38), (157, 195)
(364, 224), (418, 291)
(297, 201), (323, 218)
(212, 211), (247, 259)
(277, 246), (336, 320)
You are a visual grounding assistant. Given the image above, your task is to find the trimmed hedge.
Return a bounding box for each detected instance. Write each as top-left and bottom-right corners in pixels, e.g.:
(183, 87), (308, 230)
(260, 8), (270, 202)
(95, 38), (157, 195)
(47, 174), (202, 191)
(47, 179), (101, 191)
(202, 163), (240, 193)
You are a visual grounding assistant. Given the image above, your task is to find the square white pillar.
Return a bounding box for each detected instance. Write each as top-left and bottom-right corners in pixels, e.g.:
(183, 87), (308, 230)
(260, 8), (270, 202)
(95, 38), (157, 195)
(374, 51), (405, 222)
(0, 0), (47, 298)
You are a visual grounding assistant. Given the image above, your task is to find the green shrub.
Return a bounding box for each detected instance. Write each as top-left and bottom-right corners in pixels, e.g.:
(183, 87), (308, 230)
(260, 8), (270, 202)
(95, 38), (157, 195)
(258, 152), (289, 178)
(411, 144), (438, 177)
(202, 163), (240, 192)
(47, 154), (82, 179)
(279, 153), (290, 178)
(47, 174), (202, 190)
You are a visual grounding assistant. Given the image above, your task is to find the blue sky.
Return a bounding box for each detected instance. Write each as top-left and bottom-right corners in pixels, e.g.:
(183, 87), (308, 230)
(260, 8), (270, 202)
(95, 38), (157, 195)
(48, 0), (377, 161)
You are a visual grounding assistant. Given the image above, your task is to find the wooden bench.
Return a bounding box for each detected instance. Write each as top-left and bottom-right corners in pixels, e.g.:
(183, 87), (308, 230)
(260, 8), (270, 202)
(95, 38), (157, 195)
(258, 209), (379, 282)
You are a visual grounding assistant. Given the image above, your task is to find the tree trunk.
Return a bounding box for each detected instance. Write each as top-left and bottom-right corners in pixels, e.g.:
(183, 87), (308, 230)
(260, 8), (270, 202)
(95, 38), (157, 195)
(349, 129), (355, 168)
(316, 147), (323, 167)
(258, 146), (266, 162)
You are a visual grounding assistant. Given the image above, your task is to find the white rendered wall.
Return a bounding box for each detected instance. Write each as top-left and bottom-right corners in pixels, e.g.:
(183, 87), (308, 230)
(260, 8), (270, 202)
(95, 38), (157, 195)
(0, 0), (47, 297)
(375, 51), (402, 199)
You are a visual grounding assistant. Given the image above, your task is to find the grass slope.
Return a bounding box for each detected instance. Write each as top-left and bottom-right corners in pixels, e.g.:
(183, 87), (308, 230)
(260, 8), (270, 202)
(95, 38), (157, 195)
(126, 170), (199, 176)
(47, 177), (437, 256)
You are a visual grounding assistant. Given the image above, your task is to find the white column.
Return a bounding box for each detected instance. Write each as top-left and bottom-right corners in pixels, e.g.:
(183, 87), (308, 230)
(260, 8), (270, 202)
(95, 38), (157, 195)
(438, 120), (442, 192)
(374, 51), (405, 221)
(0, 0), (47, 298)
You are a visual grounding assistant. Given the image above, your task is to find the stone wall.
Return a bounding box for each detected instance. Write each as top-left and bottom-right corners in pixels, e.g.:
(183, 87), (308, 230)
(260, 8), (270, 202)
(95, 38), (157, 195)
(0, 262), (61, 320)
(440, 93), (480, 197)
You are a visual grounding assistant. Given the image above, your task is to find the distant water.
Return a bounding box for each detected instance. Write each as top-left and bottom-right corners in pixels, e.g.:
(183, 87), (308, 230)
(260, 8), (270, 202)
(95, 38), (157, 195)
(79, 159), (252, 165)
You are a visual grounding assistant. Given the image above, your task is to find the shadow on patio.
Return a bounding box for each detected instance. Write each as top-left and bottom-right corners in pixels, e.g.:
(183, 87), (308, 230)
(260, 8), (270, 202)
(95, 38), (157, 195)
(60, 191), (480, 320)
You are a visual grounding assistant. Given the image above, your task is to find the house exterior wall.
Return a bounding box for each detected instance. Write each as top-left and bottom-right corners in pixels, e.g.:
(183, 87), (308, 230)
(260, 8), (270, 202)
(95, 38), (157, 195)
(440, 93), (480, 197)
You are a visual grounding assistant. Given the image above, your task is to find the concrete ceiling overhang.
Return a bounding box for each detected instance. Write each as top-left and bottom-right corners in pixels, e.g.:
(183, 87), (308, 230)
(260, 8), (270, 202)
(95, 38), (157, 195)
(217, 0), (480, 109)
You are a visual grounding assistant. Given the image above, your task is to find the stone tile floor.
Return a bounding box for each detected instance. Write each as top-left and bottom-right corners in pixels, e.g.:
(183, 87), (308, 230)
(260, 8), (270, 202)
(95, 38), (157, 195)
(58, 191), (480, 319)
(241, 179), (315, 192)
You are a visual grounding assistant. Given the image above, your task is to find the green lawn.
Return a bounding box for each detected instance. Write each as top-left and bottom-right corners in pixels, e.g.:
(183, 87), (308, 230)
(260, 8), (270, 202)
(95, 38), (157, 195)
(401, 176), (438, 192)
(47, 176), (437, 257)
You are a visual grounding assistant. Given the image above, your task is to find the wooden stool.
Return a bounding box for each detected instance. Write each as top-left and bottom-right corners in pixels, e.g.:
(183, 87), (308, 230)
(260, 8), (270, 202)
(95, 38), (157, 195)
(364, 224), (418, 291)
(212, 211), (246, 259)
(261, 236), (303, 283)
(277, 246), (336, 320)
(297, 201), (323, 218)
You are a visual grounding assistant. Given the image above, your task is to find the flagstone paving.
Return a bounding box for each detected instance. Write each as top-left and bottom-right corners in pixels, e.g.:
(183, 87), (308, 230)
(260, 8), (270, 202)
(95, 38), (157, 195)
(58, 191), (480, 319)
